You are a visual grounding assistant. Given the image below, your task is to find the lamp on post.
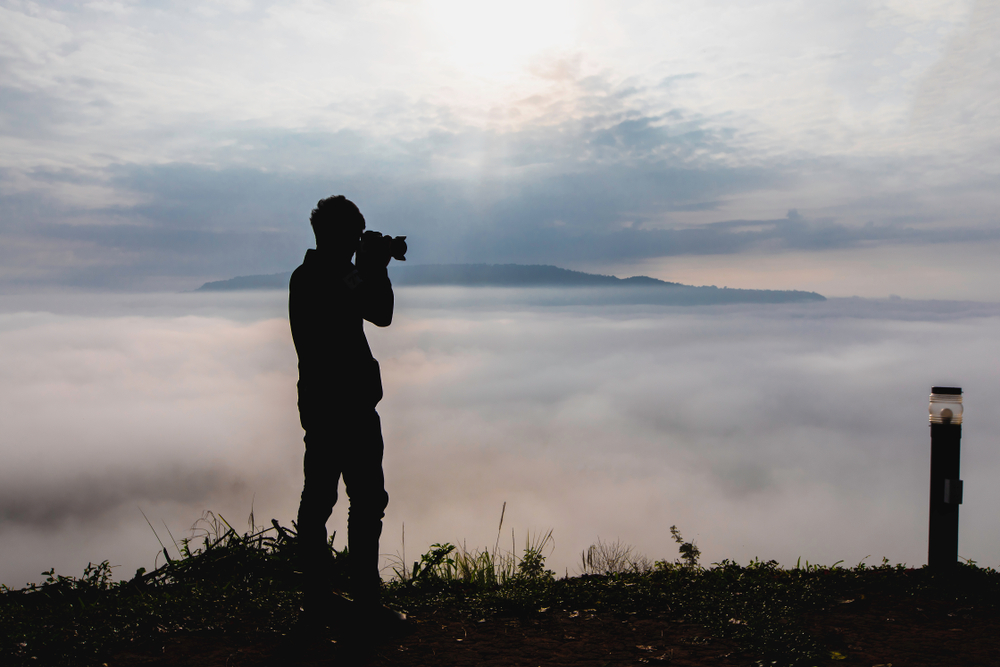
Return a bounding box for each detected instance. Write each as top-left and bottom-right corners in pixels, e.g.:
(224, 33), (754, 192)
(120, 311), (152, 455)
(928, 386), (963, 570)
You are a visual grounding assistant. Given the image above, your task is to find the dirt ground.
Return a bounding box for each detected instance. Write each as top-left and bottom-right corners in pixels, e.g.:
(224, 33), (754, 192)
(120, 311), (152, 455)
(108, 588), (1000, 667)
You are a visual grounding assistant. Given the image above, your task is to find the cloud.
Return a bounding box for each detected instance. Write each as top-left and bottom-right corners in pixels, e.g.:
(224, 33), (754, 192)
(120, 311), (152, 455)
(9, 149), (1000, 289)
(7, 106), (991, 289)
(910, 0), (1000, 154)
(0, 79), (774, 287)
(0, 297), (306, 584)
(0, 307), (301, 506)
(2, 142), (996, 290)
(0, 467), (235, 529)
(0, 1), (997, 296)
(0, 85), (72, 138)
(3, 290), (1000, 588)
(378, 290), (1000, 575)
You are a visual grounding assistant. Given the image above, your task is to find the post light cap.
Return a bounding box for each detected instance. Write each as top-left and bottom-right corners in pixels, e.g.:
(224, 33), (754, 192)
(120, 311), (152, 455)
(929, 387), (963, 424)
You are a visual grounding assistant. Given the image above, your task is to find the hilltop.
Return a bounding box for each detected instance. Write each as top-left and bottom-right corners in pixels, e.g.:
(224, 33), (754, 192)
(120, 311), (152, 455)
(3, 518), (998, 666)
(196, 264), (825, 306)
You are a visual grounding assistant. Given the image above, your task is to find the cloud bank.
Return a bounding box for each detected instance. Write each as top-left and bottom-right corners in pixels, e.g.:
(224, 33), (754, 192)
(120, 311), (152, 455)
(3, 289), (1000, 587)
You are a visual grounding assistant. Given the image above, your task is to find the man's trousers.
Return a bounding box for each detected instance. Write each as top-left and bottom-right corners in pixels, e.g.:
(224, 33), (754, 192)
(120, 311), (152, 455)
(296, 403), (389, 607)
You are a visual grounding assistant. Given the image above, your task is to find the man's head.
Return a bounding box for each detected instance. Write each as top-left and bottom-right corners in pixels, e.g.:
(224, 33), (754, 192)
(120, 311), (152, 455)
(310, 195), (365, 257)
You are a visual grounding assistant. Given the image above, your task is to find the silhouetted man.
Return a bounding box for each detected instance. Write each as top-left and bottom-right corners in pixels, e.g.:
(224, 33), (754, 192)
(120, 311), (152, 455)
(289, 195), (397, 628)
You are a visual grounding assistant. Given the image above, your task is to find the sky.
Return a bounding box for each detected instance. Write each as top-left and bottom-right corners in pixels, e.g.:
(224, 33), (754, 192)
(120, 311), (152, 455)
(1, 0), (998, 297)
(2, 0), (1000, 587)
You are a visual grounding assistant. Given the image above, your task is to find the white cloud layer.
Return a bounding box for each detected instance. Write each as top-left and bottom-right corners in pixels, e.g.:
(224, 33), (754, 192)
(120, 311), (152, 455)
(2, 289), (999, 588)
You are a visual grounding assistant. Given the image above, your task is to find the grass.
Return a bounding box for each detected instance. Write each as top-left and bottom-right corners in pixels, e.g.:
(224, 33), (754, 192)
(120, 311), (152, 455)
(2, 513), (999, 667)
(389, 506), (557, 588)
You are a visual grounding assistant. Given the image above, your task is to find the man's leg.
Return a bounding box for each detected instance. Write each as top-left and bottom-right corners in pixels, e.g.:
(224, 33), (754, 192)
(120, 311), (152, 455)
(341, 408), (389, 606)
(297, 430), (341, 615)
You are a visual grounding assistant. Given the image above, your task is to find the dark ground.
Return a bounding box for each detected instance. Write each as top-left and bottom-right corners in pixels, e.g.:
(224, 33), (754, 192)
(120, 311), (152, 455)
(107, 586), (1000, 667)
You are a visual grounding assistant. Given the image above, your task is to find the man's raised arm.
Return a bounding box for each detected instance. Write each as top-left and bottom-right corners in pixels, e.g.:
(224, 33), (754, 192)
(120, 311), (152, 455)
(358, 263), (393, 327)
(355, 232), (395, 327)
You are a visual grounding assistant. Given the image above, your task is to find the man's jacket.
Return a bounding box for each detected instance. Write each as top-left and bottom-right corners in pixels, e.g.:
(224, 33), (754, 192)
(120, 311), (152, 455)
(288, 248), (394, 412)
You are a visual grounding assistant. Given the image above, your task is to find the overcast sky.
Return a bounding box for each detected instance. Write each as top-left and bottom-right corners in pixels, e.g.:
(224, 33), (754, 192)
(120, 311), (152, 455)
(2, 0), (998, 297)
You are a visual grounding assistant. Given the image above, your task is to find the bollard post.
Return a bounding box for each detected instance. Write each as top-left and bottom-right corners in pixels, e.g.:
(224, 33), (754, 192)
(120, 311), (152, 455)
(928, 386), (963, 570)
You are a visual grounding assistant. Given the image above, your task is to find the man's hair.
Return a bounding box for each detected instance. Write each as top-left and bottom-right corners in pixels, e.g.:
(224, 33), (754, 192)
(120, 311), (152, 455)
(310, 195), (365, 247)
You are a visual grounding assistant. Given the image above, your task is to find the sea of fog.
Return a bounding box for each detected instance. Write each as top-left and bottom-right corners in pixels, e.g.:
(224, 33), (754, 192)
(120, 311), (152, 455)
(2, 287), (1000, 589)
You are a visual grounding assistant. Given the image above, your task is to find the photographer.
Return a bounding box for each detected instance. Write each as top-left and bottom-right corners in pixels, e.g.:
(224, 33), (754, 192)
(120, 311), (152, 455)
(288, 195), (405, 632)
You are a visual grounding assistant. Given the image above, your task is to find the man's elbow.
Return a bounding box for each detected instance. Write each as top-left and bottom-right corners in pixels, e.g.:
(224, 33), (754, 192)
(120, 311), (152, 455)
(366, 291), (394, 326)
(372, 310), (393, 327)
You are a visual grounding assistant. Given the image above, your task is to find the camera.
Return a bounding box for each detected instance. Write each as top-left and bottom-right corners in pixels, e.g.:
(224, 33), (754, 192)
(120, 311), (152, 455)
(360, 230), (407, 262)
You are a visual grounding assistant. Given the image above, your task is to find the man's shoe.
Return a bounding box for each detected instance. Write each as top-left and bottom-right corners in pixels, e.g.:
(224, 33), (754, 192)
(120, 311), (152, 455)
(339, 602), (412, 645)
(295, 590), (355, 635)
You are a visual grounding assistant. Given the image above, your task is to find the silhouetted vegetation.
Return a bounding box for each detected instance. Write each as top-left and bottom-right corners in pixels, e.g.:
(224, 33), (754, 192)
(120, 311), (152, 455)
(2, 514), (998, 666)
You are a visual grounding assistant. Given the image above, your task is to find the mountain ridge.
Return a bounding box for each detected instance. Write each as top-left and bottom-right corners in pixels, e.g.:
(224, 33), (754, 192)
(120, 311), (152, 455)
(196, 263), (825, 305)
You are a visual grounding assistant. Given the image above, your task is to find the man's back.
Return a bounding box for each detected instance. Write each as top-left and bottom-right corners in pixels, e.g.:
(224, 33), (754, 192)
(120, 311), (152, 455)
(289, 247), (393, 408)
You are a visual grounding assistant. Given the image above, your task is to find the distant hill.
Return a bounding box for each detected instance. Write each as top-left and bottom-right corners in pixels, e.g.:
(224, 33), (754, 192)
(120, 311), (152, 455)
(196, 263), (825, 305)
(197, 273), (295, 291)
(387, 263), (681, 287)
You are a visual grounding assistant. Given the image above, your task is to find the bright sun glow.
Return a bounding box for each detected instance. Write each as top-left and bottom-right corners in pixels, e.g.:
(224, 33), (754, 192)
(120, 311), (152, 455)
(425, 0), (579, 78)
